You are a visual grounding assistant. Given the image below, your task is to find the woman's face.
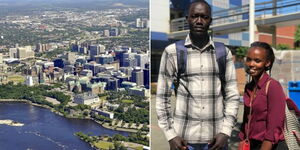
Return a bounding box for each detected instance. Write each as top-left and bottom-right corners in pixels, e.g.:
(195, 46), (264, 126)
(245, 47), (271, 78)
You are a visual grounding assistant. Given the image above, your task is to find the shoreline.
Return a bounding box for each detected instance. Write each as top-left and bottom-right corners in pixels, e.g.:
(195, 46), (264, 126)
(0, 119), (24, 126)
(0, 99), (138, 133)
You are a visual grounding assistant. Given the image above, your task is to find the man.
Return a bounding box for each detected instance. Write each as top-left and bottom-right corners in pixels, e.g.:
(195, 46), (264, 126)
(156, 0), (240, 150)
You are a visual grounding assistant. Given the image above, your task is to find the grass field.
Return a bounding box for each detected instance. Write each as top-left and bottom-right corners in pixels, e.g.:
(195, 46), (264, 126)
(93, 141), (114, 150)
(99, 96), (108, 100)
(121, 99), (134, 104)
(7, 75), (25, 83)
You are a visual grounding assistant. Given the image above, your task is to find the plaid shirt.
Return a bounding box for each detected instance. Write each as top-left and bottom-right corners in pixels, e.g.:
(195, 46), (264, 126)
(156, 34), (240, 143)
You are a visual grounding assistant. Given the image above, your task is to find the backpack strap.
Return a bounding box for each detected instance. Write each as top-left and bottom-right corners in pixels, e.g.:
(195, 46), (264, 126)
(176, 40), (187, 76)
(214, 42), (227, 98)
(174, 41), (227, 98)
(265, 80), (272, 95)
(174, 40), (187, 96)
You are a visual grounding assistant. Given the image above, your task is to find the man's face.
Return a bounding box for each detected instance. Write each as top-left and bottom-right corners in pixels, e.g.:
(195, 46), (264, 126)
(186, 2), (212, 37)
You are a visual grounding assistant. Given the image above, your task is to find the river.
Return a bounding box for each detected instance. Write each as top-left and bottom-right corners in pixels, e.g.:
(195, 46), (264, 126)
(0, 102), (129, 150)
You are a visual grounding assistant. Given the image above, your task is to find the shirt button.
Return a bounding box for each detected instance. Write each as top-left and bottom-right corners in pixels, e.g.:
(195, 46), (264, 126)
(202, 79), (204, 81)
(202, 107), (205, 109)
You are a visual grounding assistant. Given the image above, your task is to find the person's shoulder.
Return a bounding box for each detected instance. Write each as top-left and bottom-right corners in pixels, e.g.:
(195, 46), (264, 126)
(268, 78), (283, 89)
(269, 77), (281, 86)
(212, 41), (231, 53)
(164, 42), (177, 54)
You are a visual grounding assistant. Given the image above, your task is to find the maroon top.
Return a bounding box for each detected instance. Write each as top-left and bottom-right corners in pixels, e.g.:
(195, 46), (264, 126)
(239, 73), (285, 144)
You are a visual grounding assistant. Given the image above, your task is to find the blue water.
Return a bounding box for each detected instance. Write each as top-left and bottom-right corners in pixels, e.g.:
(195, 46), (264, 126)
(0, 102), (129, 150)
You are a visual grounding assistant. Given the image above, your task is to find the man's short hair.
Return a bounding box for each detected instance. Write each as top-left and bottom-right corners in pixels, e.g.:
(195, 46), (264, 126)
(184, 0), (212, 17)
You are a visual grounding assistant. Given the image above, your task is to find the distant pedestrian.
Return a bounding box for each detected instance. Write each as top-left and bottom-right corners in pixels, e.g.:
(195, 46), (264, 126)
(156, 0), (240, 150)
(239, 41), (288, 150)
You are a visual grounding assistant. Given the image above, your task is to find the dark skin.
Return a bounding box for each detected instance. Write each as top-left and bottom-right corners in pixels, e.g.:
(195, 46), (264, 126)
(245, 47), (272, 150)
(168, 2), (229, 150)
(186, 1), (212, 49)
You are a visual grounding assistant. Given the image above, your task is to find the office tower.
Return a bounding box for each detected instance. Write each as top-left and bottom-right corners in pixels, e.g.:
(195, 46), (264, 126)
(9, 48), (18, 58)
(123, 53), (137, 67)
(0, 53), (3, 64)
(143, 68), (150, 89)
(36, 43), (43, 52)
(79, 47), (88, 54)
(98, 54), (114, 65)
(17, 46), (34, 60)
(71, 44), (79, 52)
(53, 58), (65, 68)
(67, 52), (76, 64)
(38, 69), (45, 84)
(135, 53), (148, 69)
(131, 67), (144, 86)
(104, 29), (110, 37)
(89, 44), (105, 60)
(114, 49), (127, 67)
(109, 27), (119, 36)
(25, 76), (34, 86)
(136, 18), (143, 28)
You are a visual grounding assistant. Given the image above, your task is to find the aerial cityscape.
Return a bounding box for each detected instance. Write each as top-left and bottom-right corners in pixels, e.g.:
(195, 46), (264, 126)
(0, 0), (149, 149)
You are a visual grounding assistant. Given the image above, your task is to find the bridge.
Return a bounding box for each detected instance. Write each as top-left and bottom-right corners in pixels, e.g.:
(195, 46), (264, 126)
(168, 0), (300, 39)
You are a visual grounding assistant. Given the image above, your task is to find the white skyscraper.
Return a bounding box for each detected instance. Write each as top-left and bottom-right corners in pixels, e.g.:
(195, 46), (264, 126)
(25, 76), (34, 86)
(0, 53), (3, 64)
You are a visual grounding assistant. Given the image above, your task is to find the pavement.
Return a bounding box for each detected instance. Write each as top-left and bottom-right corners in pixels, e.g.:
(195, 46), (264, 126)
(150, 94), (244, 150)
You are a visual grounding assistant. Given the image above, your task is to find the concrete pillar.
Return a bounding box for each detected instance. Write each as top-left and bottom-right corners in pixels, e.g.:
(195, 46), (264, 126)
(273, 0), (277, 16)
(271, 25), (277, 47)
(249, 0), (255, 45)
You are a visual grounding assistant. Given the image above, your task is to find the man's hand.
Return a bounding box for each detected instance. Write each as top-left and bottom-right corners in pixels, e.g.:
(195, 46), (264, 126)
(169, 136), (188, 150)
(209, 133), (229, 150)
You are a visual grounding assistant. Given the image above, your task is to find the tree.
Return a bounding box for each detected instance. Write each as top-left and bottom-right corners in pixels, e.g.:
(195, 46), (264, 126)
(235, 46), (248, 61)
(277, 44), (290, 50)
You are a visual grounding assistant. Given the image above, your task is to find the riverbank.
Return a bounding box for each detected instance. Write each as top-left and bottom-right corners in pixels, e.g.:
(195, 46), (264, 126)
(97, 121), (138, 133)
(0, 99), (139, 133)
(0, 119), (24, 126)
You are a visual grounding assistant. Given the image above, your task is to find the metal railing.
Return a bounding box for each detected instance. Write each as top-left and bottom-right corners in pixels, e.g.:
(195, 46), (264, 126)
(170, 0), (300, 32)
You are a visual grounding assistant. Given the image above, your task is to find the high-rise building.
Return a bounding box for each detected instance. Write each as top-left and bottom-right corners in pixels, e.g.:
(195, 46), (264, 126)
(0, 53), (3, 64)
(136, 18), (143, 28)
(114, 49), (127, 66)
(89, 44), (105, 60)
(104, 29), (110, 37)
(25, 76), (34, 86)
(98, 54), (114, 65)
(120, 67), (133, 78)
(79, 47), (88, 54)
(35, 43), (43, 52)
(38, 69), (45, 84)
(123, 53), (137, 67)
(110, 27), (119, 36)
(54, 58), (65, 68)
(143, 68), (150, 89)
(16, 46), (34, 60)
(71, 44), (79, 52)
(67, 52), (76, 64)
(135, 53), (148, 69)
(106, 78), (118, 90)
(9, 48), (18, 58)
(131, 67), (144, 86)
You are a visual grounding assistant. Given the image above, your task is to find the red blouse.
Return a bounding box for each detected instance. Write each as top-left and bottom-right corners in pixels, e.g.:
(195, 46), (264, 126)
(239, 73), (285, 143)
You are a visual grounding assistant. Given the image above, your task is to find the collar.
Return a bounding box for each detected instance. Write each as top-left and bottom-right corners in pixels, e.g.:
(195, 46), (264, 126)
(184, 33), (215, 52)
(257, 72), (271, 89)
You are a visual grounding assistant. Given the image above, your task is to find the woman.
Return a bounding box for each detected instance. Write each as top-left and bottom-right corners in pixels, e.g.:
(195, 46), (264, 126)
(239, 42), (288, 150)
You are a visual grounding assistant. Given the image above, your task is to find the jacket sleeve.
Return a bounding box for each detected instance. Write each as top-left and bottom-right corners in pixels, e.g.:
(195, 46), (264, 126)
(220, 48), (240, 137)
(156, 45), (177, 141)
